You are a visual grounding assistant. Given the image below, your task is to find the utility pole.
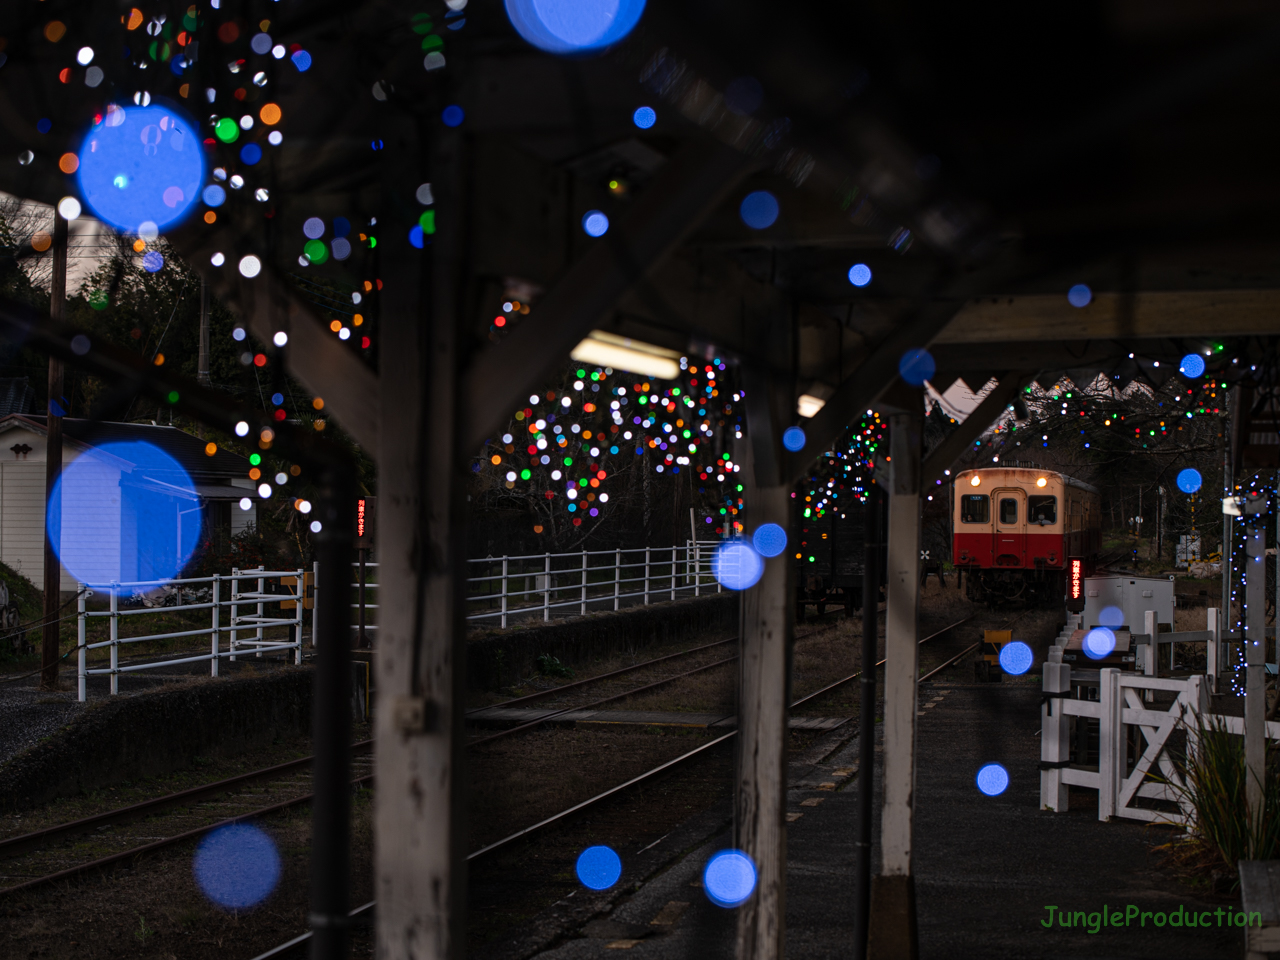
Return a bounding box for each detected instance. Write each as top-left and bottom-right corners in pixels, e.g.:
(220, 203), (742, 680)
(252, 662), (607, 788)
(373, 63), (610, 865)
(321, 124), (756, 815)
(197, 277), (211, 386)
(852, 484), (881, 960)
(40, 213), (68, 690)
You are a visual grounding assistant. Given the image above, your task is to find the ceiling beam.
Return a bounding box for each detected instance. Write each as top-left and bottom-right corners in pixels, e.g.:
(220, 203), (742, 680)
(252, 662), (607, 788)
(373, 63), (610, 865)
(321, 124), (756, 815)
(461, 137), (757, 452)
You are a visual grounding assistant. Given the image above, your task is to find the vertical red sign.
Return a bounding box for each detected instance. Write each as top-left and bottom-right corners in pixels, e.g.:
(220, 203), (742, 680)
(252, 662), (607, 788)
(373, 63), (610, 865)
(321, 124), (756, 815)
(1069, 557), (1083, 601)
(355, 496), (376, 543)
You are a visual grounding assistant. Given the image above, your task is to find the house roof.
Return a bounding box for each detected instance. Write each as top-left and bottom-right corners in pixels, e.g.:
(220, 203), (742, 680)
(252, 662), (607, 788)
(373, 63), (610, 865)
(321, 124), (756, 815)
(0, 416), (252, 483)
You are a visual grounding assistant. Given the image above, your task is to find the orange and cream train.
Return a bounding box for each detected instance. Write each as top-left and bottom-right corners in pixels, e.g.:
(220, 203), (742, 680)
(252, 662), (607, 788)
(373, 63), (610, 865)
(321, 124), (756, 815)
(952, 466), (1101, 605)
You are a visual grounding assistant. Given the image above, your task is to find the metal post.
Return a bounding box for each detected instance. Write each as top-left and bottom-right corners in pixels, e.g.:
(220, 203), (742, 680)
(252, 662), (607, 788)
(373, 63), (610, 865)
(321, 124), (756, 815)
(197, 276), (211, 386)
(670, 544), (676, 601)
(211, 575), (221, 677)
(501, 555), (508, 628)
(644, 546), (651, 605)
(310, 469), (356, 960)
(312, 560), (320, 646)
(76, 584), (86, 702)
(543, 552), (550, 621)
(614, 549), (621, 611)
(581, 549), (588, 615)
(853, 486), (880, 960)
(1244, 504), (1266, 850)
(41, 213), (68, 691)
(1207, 606), (1220, 693)
(256, 568), (265, 658)
(295, 567), (305, 664)
(358, 549), (369, 647)
(694, 541), (701, 597)
(1221, 442), (1232, 685)
(868, 405), (922, 960)
(109, 585), (119, 696)
(230, 567), (239, 662)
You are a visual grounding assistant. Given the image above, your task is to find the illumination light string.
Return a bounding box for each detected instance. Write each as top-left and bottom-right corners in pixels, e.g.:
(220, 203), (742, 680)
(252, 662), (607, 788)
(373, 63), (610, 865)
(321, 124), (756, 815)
(474, 357), (747, 533)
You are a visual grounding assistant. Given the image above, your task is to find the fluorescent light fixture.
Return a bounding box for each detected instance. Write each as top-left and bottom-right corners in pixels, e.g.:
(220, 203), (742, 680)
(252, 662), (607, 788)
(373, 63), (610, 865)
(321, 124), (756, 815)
(796, 394), (826, 418)
(570, 330), (681, 379)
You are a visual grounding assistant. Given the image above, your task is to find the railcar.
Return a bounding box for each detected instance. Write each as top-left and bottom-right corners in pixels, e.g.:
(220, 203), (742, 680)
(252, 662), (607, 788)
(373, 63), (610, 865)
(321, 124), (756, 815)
(953, 466), (1101, 605)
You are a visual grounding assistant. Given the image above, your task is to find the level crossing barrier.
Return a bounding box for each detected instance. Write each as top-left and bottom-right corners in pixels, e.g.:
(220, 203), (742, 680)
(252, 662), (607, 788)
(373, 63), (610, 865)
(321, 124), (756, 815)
(1040, 606), (1280, 824)
(75, 567), (305, 702)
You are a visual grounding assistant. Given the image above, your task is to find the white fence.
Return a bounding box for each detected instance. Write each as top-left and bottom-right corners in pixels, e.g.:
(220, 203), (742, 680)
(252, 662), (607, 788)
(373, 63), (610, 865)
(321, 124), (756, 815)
(76, 567), (306, 701)
(464, 540), (721, 627)
(1040, 610), (1280, 824)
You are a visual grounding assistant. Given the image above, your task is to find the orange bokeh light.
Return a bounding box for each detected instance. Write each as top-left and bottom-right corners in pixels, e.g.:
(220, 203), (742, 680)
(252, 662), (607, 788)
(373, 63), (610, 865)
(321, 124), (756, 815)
(259, 103), (282, 125)
(58, 153), (78, 174)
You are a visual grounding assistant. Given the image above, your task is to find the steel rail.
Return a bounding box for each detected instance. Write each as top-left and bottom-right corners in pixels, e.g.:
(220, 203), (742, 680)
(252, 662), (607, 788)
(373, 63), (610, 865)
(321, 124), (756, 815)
(472, 636), (739, 712)
(918, 641), (982, 684)
(0, 775), (374, 897)
(468, 654), (739, 747)
(0, 740), (374, 861)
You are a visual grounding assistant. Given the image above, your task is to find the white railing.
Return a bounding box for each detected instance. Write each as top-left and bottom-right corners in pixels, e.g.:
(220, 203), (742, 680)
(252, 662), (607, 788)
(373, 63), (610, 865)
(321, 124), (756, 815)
(463, 540), (722, 627)
(76, 567), (305, 702)
(1041, 611), (1280, 824)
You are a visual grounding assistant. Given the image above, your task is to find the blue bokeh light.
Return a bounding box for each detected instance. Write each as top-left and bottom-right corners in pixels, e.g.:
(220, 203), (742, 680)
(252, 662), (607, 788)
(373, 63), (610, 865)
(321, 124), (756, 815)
(1177, 468), (1203, 494)
(848, 263), (872, 287)
(193, 823), (281, 910)
(333, 216), (351, 239)
(739, 190), (779, 230)
(752, 523), (787, 558)
(442, 104), (465, 127)
(142, 251), (165, 273)
(202, 184), (226, 207)
(1179, 353), (1206, 378)
(898, 348), (936, 386)
(976, 763), (1009, 796)
(582, 210), (609, 237)
(48, 440), (201, 589)
(240, 143), (262, 165)
(504, 0), (646, 55)
(575, 845), (622, 890)
(704, 850), (757, 907)
(998, 640), (1033, 676)
(291, 50), (312, 72)
(77, 103), (205, 235)
(633, 106), (656, 129)
(1098, 606), (1124, 628)
(782, 426), (806, 452)
(1067, 284), (1092, 308)
(409, 225), (425, 249)
(1084, 627), (1117, 659)
(332, 238), (351, 260)
(711, 542), (764, 591)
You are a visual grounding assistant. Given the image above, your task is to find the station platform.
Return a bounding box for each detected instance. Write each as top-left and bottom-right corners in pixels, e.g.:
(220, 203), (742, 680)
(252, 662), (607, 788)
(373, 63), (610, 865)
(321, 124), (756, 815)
(509, 680), (1242, 960)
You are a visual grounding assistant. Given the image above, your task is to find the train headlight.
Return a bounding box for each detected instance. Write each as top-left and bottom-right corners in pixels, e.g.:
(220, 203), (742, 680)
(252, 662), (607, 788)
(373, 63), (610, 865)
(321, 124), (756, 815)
(970, 475), (981, 486)
(1036, 477), (1047, 487)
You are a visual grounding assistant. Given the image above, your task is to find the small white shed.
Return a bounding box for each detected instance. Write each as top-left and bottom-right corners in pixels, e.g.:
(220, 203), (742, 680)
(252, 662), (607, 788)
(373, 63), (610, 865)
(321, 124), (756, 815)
(0, 416), (256, 592)
(1081, 575), (1176, 632)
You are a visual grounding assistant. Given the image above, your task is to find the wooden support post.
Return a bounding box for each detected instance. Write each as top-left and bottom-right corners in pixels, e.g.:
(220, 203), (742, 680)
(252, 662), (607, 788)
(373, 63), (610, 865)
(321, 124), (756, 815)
(372, 110), (466, 959)
(40, 213), (68, 691)
(868, 402), (922, 960)
(1244, 511), (1266, 848)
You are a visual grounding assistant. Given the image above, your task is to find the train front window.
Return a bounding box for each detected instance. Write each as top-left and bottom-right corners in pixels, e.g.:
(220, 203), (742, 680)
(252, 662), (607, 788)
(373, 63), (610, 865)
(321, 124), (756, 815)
(961, 494), (989, 523)
(1029, 495), (1057, 525)
(999, 498), (1018, 524)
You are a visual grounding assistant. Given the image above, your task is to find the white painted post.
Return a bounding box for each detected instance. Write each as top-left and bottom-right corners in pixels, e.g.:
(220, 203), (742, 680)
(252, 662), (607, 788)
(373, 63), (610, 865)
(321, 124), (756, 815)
(1244, 512), (1267, 843)
(614, 549), (621, 611)
(644, 547), (651, 605)
(580, 549), (588, 616)
(76, 584), (86, 702)
(211, 575), (221, 677)
(670, 545), (676, 601)
(543, 552), (550, 622)
(694, 541), (701, 597)
(1143, 610), (1157, 679)
(108, 585), (119, 696)
(294, 567), (304, 664)
(1098, 667), (1120, 820)
(1207, 606), (1220, 693)
(501, 556), (508, 629)
(256, 568), (265, 658)
(869, 405), (922, 959)
(230, 567), (240, 661)
(1040, 660), (1070, 811)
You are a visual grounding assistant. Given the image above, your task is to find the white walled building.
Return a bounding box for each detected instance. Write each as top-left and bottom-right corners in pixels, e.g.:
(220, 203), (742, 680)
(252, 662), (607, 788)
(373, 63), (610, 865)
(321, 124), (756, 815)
(0, 416), (256, 592)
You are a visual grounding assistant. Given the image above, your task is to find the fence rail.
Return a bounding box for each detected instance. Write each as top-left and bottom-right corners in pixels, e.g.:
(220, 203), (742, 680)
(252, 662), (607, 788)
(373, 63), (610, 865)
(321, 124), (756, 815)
(76, 567), (305, 702)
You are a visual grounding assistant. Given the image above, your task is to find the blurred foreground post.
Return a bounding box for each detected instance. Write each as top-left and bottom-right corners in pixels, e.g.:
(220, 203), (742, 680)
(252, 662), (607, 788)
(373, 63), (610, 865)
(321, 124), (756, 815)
(852, 486), (881, 959)
(40, 213), (68, 691)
